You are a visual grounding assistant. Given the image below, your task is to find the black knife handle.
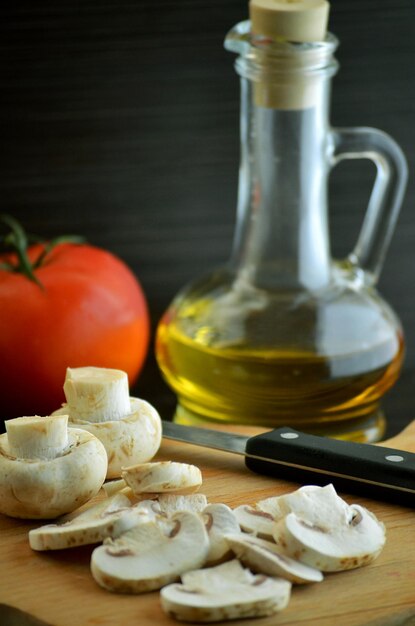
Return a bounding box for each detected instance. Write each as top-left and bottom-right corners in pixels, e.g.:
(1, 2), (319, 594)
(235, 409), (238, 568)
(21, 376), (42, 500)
(244, 427), (415, 505)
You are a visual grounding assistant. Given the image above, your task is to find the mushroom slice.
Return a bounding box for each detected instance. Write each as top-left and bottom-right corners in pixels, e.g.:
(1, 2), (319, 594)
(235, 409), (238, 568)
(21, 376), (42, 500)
(28, 493), (154, 551)
(127, 498), (168, 519)
(255, 485), (325, 519)
(102, 478), (127, 497)
(274, 504), (386, 572)
(202, 503), (241, 565)
(160, 559), (291, 622)
(234, 485), (348, 540)
(233, 504), (276, 540)
(52, 367), (162, 479)
(121, 461), (202, 495)
(224, 533), (323, 584)
(275, 484), (352, 524)
(0, 415), (107, 519)
(254, 495), (285, 520)
(126, 494), (209, 521)
(121, 494), (209, 525)
(91, 511), (209, 593)
(158, 494), (208, 515)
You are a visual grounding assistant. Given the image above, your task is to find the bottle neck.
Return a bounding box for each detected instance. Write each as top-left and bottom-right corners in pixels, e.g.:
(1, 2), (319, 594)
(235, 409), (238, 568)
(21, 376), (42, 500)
(226, 25), (338, 291)
(231, 78), (332, 291)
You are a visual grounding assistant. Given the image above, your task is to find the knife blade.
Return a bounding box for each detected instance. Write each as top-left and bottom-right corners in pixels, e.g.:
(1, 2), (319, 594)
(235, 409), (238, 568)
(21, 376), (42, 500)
(161, 421), (415, 505)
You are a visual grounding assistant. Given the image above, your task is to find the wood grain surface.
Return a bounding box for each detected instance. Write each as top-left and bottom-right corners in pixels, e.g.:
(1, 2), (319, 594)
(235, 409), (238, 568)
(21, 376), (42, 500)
(0, 0), (415, 438)
(0, 429), (414, 626)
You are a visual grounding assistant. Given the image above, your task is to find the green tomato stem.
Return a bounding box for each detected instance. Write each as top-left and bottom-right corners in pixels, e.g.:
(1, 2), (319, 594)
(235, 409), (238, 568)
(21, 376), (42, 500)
(0, 214), (84, 286)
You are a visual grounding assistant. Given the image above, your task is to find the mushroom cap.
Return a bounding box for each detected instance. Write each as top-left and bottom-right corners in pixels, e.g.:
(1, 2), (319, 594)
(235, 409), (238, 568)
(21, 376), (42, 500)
(0, 428), (107, 519)
(53, 398), (162, 479)
(274, 504), (386, 572)
(91, 511), (210, 593)
(160, 559), (291, 622)
(28, 493), (155, 550)
(224, 532), (323, 584)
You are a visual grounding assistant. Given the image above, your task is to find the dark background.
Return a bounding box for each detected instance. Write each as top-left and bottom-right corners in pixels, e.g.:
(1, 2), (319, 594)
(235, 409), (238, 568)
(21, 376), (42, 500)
(0, 0), (414, 437)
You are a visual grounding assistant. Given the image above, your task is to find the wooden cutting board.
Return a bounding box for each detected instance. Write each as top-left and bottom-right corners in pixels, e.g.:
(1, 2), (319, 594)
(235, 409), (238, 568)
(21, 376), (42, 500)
(0, 427), (414, 626)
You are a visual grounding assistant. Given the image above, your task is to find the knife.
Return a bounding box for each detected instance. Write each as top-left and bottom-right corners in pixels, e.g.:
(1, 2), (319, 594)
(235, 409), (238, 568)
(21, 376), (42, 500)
(161, 421), (415, 505)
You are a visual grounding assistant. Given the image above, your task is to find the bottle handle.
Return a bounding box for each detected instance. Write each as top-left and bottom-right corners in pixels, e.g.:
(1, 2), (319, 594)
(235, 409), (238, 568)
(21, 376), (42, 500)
(330, 127), (408, 284)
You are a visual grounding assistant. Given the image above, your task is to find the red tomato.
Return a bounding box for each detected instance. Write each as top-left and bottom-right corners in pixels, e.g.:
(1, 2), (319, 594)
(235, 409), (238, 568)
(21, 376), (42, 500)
(0, 242), (150, 419)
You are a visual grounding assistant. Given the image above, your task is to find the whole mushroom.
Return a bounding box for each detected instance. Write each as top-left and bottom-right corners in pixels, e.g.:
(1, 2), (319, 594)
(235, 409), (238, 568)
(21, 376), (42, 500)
(0, 414), (107, 519)
(52, 366), (162, 478)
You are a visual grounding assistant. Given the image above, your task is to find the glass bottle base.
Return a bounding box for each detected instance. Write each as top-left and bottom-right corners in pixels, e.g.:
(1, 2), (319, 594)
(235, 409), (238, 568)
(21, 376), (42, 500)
(173, 402), (386, 443)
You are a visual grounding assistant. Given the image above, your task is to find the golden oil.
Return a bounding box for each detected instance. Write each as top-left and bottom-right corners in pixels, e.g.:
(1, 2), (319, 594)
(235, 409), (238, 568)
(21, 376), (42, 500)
(156, 288), (404, 442)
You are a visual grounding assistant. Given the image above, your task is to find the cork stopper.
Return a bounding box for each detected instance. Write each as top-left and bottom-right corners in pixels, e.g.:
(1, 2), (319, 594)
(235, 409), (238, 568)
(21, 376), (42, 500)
(250, 0), (329, 42)
(249, 0), (331, 109)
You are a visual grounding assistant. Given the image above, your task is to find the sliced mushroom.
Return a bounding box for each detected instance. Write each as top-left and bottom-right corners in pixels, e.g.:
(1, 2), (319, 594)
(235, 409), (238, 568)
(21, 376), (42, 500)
(158, 494), (209, 515)
(52, 367), (162, 479)
(234, 484), (350, 540)
(224, 533), (323, 584)
(202, 503), (241, 565)
(160, 559), (291, 622)
(275, 484), (352, 524)
(274, 493), (386, 572)
(102, 478), (127, 497)
(233, 504), (276, 539)
(254, 494), (285, 519)
(0, 414), (107, 519)
(125, 494), (209, 522)
(121, 461), (202, 495)
(128, 498), (166, 517)
(28, 492), (156, 551)
(91, 511), (210, 593)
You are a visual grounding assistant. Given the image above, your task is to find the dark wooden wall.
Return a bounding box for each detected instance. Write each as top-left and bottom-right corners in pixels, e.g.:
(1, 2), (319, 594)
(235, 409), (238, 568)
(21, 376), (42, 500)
(1, 0), (414, 436)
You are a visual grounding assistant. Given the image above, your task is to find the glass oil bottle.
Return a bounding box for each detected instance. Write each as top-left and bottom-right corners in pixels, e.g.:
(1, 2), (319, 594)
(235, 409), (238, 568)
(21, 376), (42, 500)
(156, 0), (407, 442)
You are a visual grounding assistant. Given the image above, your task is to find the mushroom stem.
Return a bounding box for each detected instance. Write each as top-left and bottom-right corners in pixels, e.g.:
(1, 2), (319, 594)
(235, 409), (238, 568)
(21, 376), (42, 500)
(63, 366), (131, 422)
(5, 415), (69, 459)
